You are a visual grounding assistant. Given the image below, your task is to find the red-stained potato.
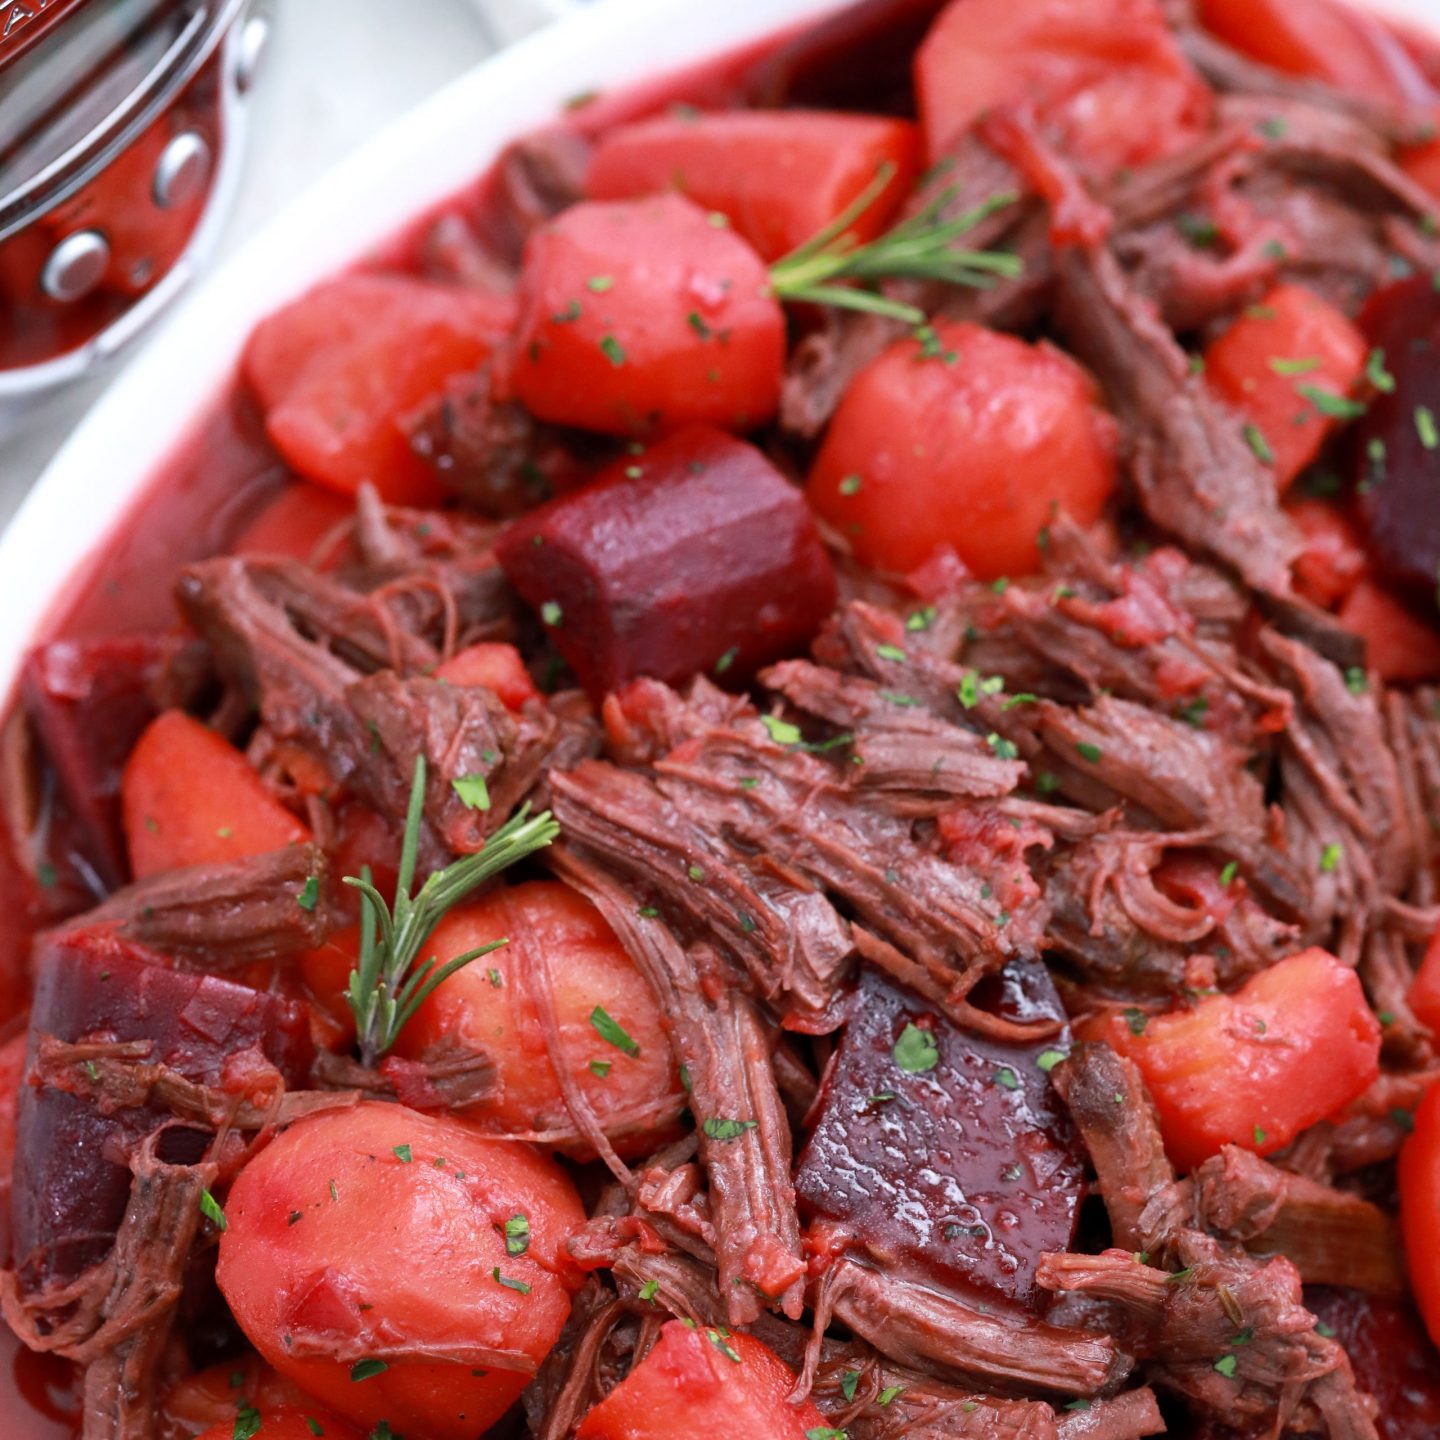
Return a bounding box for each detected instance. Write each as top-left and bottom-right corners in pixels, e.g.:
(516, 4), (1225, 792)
(508, 194), (785, 436)
(434, 642), (540, 711)
(391, 880), (682, 1157)
(1096, 947), (1381, 1172)
(575, 1322), (828, 1440)
(216, 1101), (586, 1440)
(1204, 283), (1368, 493)
(916, 0), (1211, 175)
(122, 710), (311, 878)
(244, 275), (515, 506)
(196, 1411), (360, 1440)
(586, 109), (919, 262)
(162, 1358), (352, 1440)
(806, 320), (1118, 580)
(1338, 579), (1440, 683)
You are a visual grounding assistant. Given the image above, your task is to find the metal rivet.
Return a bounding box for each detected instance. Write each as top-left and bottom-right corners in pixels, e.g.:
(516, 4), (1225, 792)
(235, 13), (271, 94)
(153, 132), (212, 210)
(41, 231), (111, 302)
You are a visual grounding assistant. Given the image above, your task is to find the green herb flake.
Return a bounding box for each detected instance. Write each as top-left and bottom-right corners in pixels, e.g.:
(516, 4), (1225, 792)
(893, 1022), (939, 1074)
(1420, 405), (1440, 450)
(1122, 1007), (1149, 1037)
(1253, 1126), (1267, 1146)
(840, 1371), (860, 1402)
(599, 335), (626, 367)
(986, 732), (1019, 761)
(687, 311), (713, 340)
(993, 1066), (1020, 1091)
(877, 1385), (904, 1406)
(1267, 355), (1321, 376)
(233, 1408), (262, 1440)
(200, 1189), (227, 1232)
(687, 864), (705, 882)
(761, 714), (803, 746)
(1366, 347), (1396, 393)
(707, 1329), (743, 1364)
(1214, 1354), (1239, 1379)
(875, 643), (907, 663)
(296, 875), (320, 911)
(350, 1359), (388, 1382)
(504, 1213), (531, 1256)
(714, 646), (738, 675)
(393, 1144), (413, 1163)
(1220, 861), (1239, 887)
(1076, 741), (1103, 764)
(452, 774), (492, 812)
(1243, 422), (1275, 464)
(539, 600), (563, 628)
(1319, 842), (1344, 873)
(587, 275), (614, 292)
(703, 1116), (758, 1142)
(1316, 1321), (1337, 1337)
(639, 1278), (660, 1302)
(590, 1005), (640, 1058)
(492, 1267), (531, 1295)
(588, 1059), (612, 1078)
(1392, 1106), (1416, 1133)
(905, 606), (936, 632)
(1036, 1048), (1067, 1073)
(305, 1420), (325, 1438)
(1296, 383), (1366, 420)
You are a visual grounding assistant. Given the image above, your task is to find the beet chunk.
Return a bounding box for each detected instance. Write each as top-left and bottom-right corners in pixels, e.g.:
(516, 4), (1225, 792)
(495, 426), (836, 698)
(795, 963), (1084, 1312)
(1351, 277), (1440, 615)
(21, 634), (197, 888)
(9, 928), (311, 1289)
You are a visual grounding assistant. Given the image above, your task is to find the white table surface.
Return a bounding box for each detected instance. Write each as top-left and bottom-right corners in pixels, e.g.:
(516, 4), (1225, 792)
(0, 0), (499, 527)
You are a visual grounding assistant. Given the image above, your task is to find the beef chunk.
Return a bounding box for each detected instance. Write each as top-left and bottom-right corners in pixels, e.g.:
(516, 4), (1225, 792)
(797, 964), (1085, 1312)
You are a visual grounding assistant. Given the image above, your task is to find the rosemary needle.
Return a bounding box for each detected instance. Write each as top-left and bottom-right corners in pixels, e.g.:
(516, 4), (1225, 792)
(344, 755), (560, 1064)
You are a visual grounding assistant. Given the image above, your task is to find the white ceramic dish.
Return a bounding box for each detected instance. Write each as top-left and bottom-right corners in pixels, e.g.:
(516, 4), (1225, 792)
(1, 0), (1438, 696)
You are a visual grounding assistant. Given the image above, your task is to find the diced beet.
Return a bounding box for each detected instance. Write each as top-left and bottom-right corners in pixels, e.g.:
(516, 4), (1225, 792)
(10, 928), (312, 1290)
(21, 634), (193, 887)
(1305, 1287), (1440, 1440)
(795, 962), (1085, 1313)
(1351, 277), (1440, 615)
(495, 427), (836, 698)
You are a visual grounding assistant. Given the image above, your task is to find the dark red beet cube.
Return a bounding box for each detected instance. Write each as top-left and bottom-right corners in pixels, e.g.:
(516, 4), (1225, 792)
(21, 634), (189, 887)
(795, 962), (1085, 1312)
(496, 426), (836, 698)
(10, 928), (312, 1288)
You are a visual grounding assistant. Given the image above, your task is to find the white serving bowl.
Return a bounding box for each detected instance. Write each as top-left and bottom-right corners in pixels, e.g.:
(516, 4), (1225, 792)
(0, 0), (1437, 695)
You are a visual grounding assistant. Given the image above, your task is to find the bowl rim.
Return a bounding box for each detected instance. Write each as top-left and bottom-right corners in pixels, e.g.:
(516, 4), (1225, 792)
(0, 0), (840, 696)
(2, 0), (1438, 700)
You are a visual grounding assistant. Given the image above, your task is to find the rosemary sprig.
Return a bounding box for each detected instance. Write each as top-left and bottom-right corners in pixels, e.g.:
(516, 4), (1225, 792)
(769, 166), (1024, 324)
(344, 755), (560, 1065)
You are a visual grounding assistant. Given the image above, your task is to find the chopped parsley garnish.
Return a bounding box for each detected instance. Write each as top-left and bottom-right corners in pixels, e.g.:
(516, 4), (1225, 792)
(761, 714), (803, 746)
(702, 1117), (758, 1142)
(599, 335), (627, 367)
(875, 643), (908, 663)
(452, 774), (492, 812)
(1319, 842), (1344, 873)
(296, 875), (321, 911)
(986, 733), (1019, 760)
(540, 600), (564, 627)
(1296, 383), (1366, 419)
(1243, 422), (1275, 464)
(993, 1066), (1020, 1090)
(587, 275), (614, 292)
(393, 1144), (413, 1163)
(1253, 1126), (1267, 1146)
(1365, 348), (1396, 393)
(893, 1022), (939, 1074)
(1122, 1007), (1149, 1036)
(1219, 861), (1239, 887)
(590, 1005), (640, 1057)
(1075, 741), (1103, 764)
(492, 1267), (531, 1294)
(1036, 1049), (1067, 1073)
(639, 1279), (660, 1302)
(707, 1328), (743, 1363)
(1267, 355), (1321, 376)
(840, 1371), (860, 1402)
(1213, 1354), (1238, 1378)
(350, 1359), (388, 1382)
(504, 1213), (531, 1256)
(1419, 405), (1440, 450)
(714, 646), (738, 674)
(588, 1059), (612, 1078)
(200, 1190), (227, 1232)
(687, 311), (713, 340)
(905, 606), (936, 631)
(838, 473), (862, 496)
(234, 1408), (262, 1440)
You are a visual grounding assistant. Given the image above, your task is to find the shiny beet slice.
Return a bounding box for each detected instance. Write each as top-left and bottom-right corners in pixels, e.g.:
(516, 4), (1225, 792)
(495, 426), (836, 698)
(1306, 1287), (1440, 1440)
(795, 962), (1085, 1312)
(10, 928), (312, 1290)
(1352, 276), (1440, 615)
(21, 634), (195, 888)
